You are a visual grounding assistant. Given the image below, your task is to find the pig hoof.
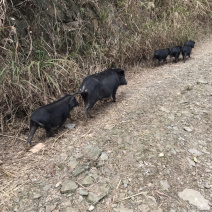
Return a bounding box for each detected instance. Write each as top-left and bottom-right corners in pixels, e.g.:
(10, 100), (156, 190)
(89, 114), (95, 118)
(47, 132), (54, 137)
(26, 145), (31, 151)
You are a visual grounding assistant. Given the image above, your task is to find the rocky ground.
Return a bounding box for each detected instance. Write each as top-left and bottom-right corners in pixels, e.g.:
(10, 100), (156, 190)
(1, 36), (212, 212)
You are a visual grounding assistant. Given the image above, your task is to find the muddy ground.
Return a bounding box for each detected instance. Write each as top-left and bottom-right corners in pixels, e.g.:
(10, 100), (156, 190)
(1, 36), (212, 212)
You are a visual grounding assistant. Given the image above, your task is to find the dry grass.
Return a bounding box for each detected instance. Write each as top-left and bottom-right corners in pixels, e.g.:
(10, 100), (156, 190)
(0, 0), (6, 28)
(0, 0), (212, 131)
(0, 36), (212, 211)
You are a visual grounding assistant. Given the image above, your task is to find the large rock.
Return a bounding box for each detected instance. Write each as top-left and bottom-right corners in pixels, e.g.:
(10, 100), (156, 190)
(60, 180), (78, 194)
(72, 163), (91, 177)
(46, 204), (56, 212)
(68, 157), (78, 170)
(87, 184), (110, 205)
(178, 188), (210, 210)
(78, 188), (89, 196)
(83, 145), (102, 160)
(87, 192), (100, 205)
(80, 176), (94, 187)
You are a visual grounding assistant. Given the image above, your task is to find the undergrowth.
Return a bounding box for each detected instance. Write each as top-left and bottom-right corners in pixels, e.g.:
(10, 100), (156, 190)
(0, 0), (212, 131)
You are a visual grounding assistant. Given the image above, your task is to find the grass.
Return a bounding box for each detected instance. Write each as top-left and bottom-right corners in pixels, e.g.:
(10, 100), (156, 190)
(0, 0), (212, 131)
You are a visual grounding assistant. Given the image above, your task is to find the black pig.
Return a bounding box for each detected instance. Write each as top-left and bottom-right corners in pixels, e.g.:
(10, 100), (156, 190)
(182, 40), (195, 63)
(182, 45), (192, 63)
(184, 40), (195, 48)
(153, 48), (170, 65)
(170, 46), (182, 63)
(78, 68), (127, 121)
(27, 95), (79, 145)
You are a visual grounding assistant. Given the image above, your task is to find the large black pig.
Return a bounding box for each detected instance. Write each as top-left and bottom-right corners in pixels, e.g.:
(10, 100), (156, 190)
(153, 48), (170, 65)
(170, 46), (182, 63)
(27, 95), (79, 145)
(78, 68), (127, 121)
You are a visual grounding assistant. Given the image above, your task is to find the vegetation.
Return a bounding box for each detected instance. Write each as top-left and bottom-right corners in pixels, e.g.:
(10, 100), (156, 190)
(0, 0), (211, 131)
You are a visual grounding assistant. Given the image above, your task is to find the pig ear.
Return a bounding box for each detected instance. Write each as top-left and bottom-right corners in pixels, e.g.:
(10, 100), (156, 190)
(69, 94), (77, 104)
(69, 97), (74, 105)
(119, 70), (125, 75)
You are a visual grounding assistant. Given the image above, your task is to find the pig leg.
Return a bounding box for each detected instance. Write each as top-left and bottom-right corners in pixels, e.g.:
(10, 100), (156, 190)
(58, 117), (67, 131)
(85, 106), (91, 121)
(44, 124), (54, 137)
(153, 58), (157, 66)
(175, 54), (179, 63)
(85, 107), (89, 121)
(183, 54), (186, 63)
(85, 102), (95, 121)
(153, 58), (156, 66)
(159, 57), (163, 65)
(82, 95), (92, 120)
(112, 88), (118, 102)
(27, 124), (38, 146)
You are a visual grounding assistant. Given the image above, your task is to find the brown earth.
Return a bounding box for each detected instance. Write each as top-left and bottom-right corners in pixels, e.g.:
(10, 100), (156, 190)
(1, 36), (212, 212)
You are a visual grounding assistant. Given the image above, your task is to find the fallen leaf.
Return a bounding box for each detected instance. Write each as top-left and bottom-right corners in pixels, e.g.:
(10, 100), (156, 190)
(29, 143), (45, 153)
(194, 157), (198, 163)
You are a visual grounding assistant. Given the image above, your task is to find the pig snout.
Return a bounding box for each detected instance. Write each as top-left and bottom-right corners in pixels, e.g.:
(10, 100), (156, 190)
(121, 78), (127, 85)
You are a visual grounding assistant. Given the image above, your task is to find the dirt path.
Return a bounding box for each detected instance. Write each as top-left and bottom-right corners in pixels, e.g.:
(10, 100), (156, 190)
(1, 36), (212, 212)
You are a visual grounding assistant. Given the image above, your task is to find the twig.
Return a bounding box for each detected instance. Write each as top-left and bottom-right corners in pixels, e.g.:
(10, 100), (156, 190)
(0, 112), (3, 133)
(1, 168), (16, 178)
(116, 179), (122, 190)
(0, 134), (26, 142)
(12, 122), (24, 145)
(75, 181), (90, 192)
(80, 128), (92, 138)
(117, 191), (146, 202)
(195, 165), (198, 181)
(87, 180), (100, 189)
(155, 190), (169, 198)
(0, 45), (8, 51)
(0, 180), (30, 206)
(0, 189), (11, 198)
(26, 26), (33, 60)
(51, 129), (69, 147)
(0, 181), (13, 193)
